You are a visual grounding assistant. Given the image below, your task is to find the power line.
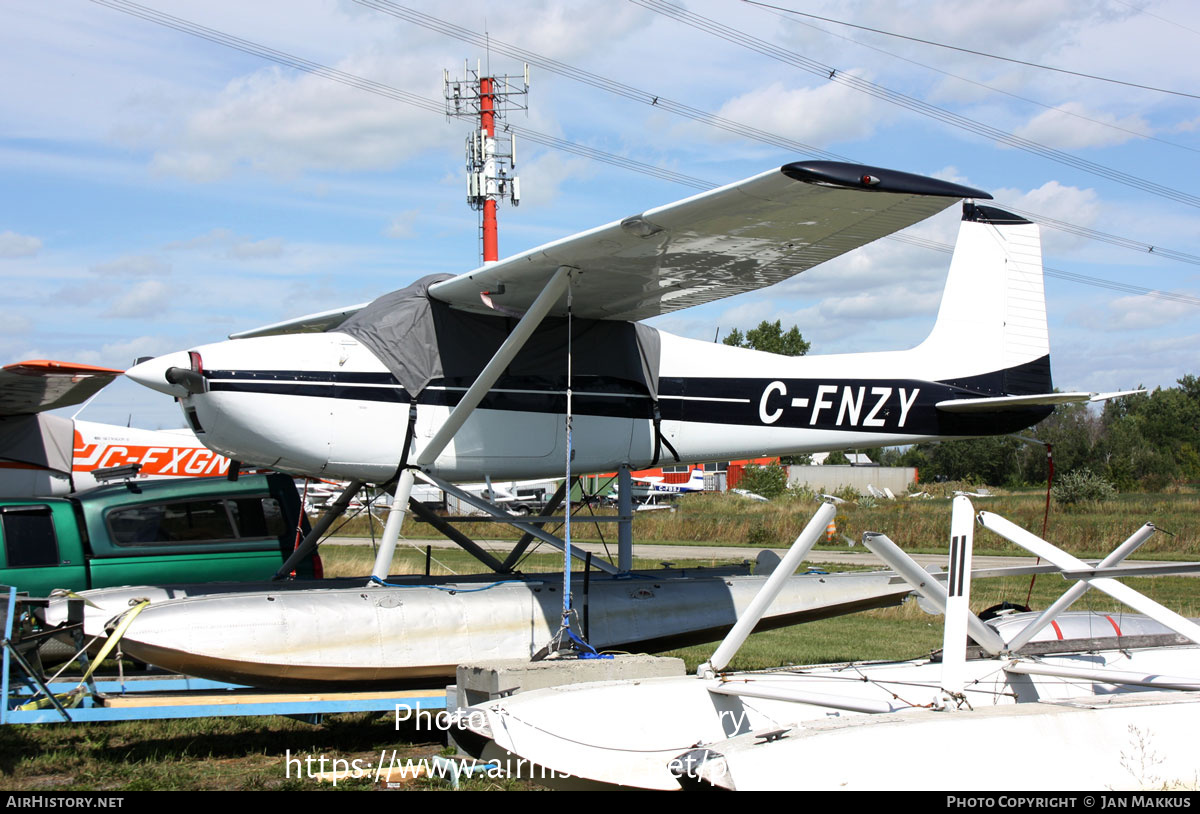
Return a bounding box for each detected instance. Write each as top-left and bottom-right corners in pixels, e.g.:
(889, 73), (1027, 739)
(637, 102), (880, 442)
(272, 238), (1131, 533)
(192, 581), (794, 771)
(887, 234), (1200, 306)
(502, 125), (713, 190)
(996, 206), (1200, 266)
(746, 0), (1199, 155)
(352, 0), (852, 162)
(88, 0), (1200, 307)
(90, 0), (446, 114)
(90, 0), (707, 189)
(742, 0), (1200, 101)
(631, 0), (1200, 209)
(1102, 1), (1200, 40)
(353, 1), (1200, 266)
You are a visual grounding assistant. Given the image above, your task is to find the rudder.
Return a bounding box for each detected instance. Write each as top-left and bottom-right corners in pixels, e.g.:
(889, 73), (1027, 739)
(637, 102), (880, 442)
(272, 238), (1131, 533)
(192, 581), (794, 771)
(915, 204), (1050, 393)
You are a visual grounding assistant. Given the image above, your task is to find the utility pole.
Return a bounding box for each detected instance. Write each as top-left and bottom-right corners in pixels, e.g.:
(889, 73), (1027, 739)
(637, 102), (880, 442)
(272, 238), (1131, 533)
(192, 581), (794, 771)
(444, 60), (529, 264)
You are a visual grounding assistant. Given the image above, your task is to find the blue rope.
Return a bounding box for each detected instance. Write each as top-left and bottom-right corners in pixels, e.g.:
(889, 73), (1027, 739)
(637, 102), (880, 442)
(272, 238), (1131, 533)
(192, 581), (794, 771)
(368, 576), (526, 593)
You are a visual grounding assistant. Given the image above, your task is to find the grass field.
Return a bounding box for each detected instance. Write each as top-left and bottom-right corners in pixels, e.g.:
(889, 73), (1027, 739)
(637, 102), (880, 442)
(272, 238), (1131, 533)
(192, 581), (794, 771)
(334, 485), (1199, 558)
(3, 490), (1197, 791)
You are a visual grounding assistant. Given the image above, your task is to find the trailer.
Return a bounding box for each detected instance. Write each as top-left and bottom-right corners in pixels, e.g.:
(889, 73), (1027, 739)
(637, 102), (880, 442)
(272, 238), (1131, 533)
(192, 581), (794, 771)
(2, 586), (444, 725)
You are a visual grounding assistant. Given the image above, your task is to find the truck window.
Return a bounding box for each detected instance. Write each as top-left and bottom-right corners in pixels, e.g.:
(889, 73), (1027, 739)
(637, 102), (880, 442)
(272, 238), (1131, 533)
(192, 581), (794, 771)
(2, 506), (59, 568)
(109, 498), (237, 545)
(228, 497), (286, 539)
(107, 495), (283, 546)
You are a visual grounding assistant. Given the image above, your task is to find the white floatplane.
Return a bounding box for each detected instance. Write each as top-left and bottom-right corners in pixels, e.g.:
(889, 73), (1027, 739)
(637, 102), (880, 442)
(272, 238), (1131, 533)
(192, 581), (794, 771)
(123, 160), (1132, 582)
(99, 161), (1136, 690)
(451, 498), (1200, 791)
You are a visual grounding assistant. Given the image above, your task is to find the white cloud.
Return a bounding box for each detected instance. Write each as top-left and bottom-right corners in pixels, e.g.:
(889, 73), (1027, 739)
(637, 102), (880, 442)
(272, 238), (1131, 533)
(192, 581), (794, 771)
(1013, 103), (1151, 150)
(98, 335), (180, 368)
(150, 55), (457, 181)
(509, 152), (594, 209)
(385, 210), (421, 239)
(1053, 332), (1200, 393)
(714, 77), (883, 146)
(1090, 294), (1197, 331)
(90, 255), (171, 277)
(0, 313), (33, 335)
(991, 181), (1101, 254)
(164, 229), (236, 251)
(0, 230), (42, 258)
(103, 280), (171, 318)
(817, 287), (941, 322)
(165, 229), (286, 260)
(230, 237), (284, 259)
(1170, 117), (1200, 134)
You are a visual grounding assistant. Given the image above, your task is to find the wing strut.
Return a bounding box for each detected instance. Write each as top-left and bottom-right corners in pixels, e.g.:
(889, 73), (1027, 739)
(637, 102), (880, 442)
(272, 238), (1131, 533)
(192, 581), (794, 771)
(273, 479), (365, 580)
(698, 501), (836, 677)
(1002, 522), (1156, 652)
(978, 512), (1200, 646)
(862, 525), (1006, 656)
(368, 267), (574, 581)
(418, 471), (619, 575)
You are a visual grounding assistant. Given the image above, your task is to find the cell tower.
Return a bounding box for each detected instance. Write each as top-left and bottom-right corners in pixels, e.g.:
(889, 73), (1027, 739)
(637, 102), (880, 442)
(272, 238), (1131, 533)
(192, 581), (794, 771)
(444, 60), (529, 264)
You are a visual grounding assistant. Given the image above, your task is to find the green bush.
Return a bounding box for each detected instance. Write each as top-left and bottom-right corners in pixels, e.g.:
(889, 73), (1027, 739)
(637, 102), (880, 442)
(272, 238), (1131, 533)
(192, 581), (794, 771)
(1052, 468), (1117, 506)
(785, 483), (818, 502)
(832, 484), (861, 503)
(736, 465), (788, 499)
(746, 522), (774, 547)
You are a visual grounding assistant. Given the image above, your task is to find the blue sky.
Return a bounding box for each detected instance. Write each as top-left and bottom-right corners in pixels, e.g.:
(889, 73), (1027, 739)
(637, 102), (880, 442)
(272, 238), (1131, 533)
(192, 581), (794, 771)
(3, 0), (1198, 429)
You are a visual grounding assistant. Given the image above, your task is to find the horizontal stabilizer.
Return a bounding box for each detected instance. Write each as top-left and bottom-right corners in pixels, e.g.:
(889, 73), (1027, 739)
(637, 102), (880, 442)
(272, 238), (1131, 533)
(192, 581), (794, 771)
(936, 389), (1144, 413)
(0, 360), (122, 416)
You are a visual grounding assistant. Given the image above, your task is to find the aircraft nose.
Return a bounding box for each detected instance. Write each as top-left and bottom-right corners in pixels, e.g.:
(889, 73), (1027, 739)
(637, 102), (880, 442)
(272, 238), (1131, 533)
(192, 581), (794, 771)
(126, 351), (194, 397)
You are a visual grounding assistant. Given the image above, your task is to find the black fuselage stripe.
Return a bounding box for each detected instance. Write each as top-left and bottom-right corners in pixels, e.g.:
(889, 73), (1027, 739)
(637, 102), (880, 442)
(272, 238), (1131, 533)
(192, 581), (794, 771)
(202, 368), (1052, 437)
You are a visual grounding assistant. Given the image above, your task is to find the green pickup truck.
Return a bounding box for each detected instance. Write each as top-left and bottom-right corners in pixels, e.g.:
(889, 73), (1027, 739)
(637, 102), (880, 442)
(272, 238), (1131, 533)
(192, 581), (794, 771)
(0, 473), (318, 596)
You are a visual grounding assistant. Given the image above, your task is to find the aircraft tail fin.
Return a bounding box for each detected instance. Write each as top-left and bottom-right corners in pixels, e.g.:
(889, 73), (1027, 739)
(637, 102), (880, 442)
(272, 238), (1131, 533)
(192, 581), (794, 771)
(915, 204), (1051, 393)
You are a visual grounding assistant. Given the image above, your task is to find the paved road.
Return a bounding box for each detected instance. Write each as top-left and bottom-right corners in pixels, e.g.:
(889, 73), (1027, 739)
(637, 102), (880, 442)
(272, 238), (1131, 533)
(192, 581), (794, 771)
(325, 536), (1042, 571)
(325, 536), (1200, 576)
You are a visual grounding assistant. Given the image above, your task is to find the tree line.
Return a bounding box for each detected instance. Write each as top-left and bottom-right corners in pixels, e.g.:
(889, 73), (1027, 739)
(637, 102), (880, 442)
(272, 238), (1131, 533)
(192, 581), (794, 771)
(720, 321), (1197, 490)
(875, 375), (1200, 489)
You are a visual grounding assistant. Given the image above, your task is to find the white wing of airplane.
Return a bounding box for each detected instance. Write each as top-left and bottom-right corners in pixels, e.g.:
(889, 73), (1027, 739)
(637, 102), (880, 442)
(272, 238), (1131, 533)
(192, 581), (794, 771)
(231, 161), (988, 337)
(229, 303), (371, 340)
(431, 161), (988, 320)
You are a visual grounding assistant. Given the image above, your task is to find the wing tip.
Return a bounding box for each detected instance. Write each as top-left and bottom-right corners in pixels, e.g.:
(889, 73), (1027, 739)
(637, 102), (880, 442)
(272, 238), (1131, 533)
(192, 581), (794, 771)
(3, 359), (124, 376)
(781, 161), (993, 200)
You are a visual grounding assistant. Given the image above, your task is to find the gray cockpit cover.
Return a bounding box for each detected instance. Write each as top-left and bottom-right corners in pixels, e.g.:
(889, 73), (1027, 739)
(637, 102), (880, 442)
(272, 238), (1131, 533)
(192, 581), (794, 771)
(339, 274), (660, 399)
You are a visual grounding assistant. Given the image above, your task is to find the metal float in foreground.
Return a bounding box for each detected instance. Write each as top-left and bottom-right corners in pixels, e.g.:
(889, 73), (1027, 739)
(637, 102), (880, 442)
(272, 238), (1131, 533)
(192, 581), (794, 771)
(111, 504), (918, 688)
(453, 498), (1200, 790)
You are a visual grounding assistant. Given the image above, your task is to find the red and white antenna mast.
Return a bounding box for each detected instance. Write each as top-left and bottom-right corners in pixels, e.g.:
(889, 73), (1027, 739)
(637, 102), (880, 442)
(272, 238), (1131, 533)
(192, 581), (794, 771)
(444, 60), (529, 264)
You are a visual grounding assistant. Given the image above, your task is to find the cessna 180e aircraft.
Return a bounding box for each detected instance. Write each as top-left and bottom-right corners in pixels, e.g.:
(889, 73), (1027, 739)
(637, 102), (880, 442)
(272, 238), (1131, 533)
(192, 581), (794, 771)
(96, 160), (1147, 688)
(126, 161), (1122, 480)
(125, 160), (1130, 579)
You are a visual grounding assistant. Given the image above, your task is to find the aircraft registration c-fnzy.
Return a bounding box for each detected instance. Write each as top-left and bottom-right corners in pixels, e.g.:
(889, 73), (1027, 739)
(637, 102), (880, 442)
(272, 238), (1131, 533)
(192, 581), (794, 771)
(126, 161), (1127, 490)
